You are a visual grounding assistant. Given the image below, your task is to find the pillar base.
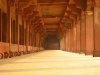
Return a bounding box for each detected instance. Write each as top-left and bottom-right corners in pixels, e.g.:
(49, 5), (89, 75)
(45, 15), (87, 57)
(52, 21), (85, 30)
(80, 50), (85, 54)
(85, 52), (92, 55)
(0, 53), (3, 59)
(93, 50), (100, 57)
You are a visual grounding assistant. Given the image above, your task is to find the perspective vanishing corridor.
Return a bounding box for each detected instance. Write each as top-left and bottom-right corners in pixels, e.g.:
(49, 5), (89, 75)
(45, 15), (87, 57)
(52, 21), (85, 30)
(0, 50), (100, 75)
(0, 0), (100, 75)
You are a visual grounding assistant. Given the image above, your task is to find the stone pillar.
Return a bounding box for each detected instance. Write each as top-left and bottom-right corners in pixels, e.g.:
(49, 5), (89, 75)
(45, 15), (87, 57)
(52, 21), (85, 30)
(7, 0), (11, 52)
(80, 14), (86, 54)
(73, 24), (77, 53)
(65, 28), (70, 51)
(38, 36), (41, 51)
(40, 37), (41, 50)
(28, 25), (31, 51)
(0, 9), (1, 41)
(60, 38), (64, 50)
(31, 33), (33, 51)
(62, 36), (64, 50)
(31, 32), (33, 51)
(65, 32), (68, 51)
(62, 37), (64, 50)
(86, 11), (94, 55)
(31, 30), (35, 51)
(76, 19), (81, 53)
(26, 21), (29, 52)
(32, 32), (35, 51)
(39, 35), (41, 51)
(41, 38), (44, 50)
(15, 9), (20, 51)
(22, 14), (25, 51)
(24, 21), (26, 51)
(68, 28), (71, 51)
(35, 32), (39, 51)
(64, 35), (66, 51)
(70, 27), (74, 52)
(11, 18), (13, 44)
(60, 39), (61, 50)
(93, 0), (100, 56)
(30, 31), (32, 51)
(33, 33), (36, 51)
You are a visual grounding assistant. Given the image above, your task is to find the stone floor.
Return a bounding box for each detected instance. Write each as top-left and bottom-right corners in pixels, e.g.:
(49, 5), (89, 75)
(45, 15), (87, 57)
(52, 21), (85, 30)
(0, 50), (100, 75)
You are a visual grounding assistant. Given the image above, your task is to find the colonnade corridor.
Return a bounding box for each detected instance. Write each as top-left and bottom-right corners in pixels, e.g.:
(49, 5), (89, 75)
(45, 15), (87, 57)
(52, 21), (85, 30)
(0, 50), (100, 75)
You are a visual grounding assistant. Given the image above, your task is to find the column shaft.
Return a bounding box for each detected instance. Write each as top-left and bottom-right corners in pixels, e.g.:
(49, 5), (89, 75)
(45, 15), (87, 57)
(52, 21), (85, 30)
(76, 20), (81, 53)
(93, 6), (100, 56)
(86, 13), (94, 55)
(80, 15), (86, 53)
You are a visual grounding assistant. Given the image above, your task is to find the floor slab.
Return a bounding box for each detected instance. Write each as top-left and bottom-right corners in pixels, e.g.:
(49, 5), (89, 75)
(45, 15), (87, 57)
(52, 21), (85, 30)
(0, 50), (100, 75)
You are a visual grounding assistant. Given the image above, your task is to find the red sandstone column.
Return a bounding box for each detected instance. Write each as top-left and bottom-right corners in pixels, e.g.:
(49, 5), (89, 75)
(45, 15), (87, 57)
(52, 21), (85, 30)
(28, 25), (31, 50)
(0, 9), (1, 41)
(76, 19), (81, 53)
(69, 28), (72, 52)
(68, 28), (71, 51)
(30, 32), (33, 51)
(86, 11), (94, 55)
(37, 33), (40, 51)
(23, 23), (25, 50)
(60, 39), (62, 50)
(60, 38), (63, 50)
(64, 35), (66, 51)
(40, 36), (43, 50)
(80, 14), (86, 54)
(15, 10), (18, 44)
(63, 36), (66, 51)
(24, 21), (26, 51)
(70, 27), (74, 52)
(30, 28), (32, 51)
(66, 29), (70, 51)
(7, 0), (11, 52)
(93, 0), (100, 57)
(35, 33), (40, 51)
(63, 37), (65, 50)
(33, 33), (36, 51)
(39, 35), (42, 51)
(31, 33), (33, 51)
(26, 21), (29, 52)
(33, 33), (35, 51)
(15, 9), (20, 52)
(31, 31), (33, 51)
(65, 32), (68, 51)
(63, 37), (64, 50)
(39, 36), (41, 51)
(73, 24), (77, 53)
(22, 14), (25, 51)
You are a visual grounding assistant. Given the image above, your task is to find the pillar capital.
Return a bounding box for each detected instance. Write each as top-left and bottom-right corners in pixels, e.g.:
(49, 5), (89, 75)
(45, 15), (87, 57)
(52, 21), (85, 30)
(6, 0), (11, 6)
(94, 0), (100, 7)
(7, 0), (15, 7)
(86, 1), (94, 16)
(86, 10), (93, 15)
(81, 11), (85, 20)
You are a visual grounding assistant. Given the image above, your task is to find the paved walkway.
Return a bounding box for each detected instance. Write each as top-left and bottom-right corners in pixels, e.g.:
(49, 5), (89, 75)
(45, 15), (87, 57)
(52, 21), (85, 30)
(0, 50), (100, 75)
